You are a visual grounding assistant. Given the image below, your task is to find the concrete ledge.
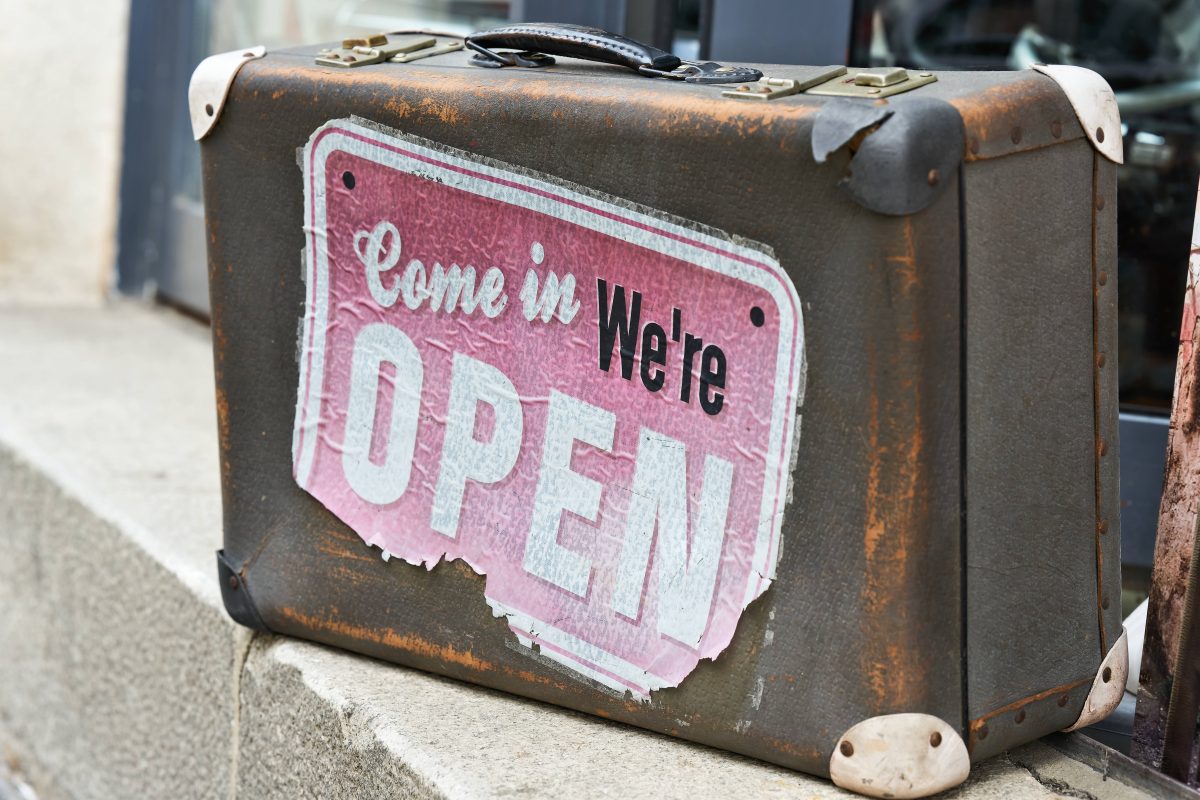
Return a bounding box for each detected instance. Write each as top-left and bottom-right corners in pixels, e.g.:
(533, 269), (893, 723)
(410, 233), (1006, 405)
(0, 304), (1157, 799)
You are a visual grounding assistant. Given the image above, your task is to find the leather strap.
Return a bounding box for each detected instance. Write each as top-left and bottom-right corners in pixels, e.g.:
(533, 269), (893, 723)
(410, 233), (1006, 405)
(466, 23), (681, 72)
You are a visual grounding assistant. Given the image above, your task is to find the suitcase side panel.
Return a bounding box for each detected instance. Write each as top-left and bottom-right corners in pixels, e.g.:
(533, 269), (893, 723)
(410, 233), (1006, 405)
(204, 51), (965, 776)
(1094, 155), (1122, 648)
(962, 139), (1106, 759)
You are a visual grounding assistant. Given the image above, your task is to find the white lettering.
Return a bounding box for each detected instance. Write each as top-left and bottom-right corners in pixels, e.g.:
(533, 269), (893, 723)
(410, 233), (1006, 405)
(611, 428), (733, 645)
(354, 221), (403, 308)
(342, 323), (423, 505)
(354, 220), (508, 317)
(430, 353), (524, 538)
(520, 269), (581, 324)
(523, 391), (615, 597)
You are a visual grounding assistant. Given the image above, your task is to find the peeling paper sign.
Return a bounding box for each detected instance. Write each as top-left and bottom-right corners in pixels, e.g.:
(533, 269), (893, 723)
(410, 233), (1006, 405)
(294, 119), (805, 697)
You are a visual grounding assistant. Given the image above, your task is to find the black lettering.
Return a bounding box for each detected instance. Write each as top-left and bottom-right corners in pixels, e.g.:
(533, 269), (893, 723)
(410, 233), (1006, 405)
(671, 307), (681, 342)
(597, 279), (641, 380)
(640, 323), (666, 392)
(679, 333), (703, 403)
(699, 344), (726, 415)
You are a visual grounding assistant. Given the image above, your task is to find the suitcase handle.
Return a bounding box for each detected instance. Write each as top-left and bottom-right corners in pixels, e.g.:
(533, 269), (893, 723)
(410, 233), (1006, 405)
(465, 23), (761, 84)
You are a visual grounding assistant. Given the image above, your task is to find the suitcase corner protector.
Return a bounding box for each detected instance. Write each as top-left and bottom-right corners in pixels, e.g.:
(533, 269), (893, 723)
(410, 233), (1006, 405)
(189, 46), (267, 141)
(829, 712), (970, 799)
(216, 549), (270, 632)
(1061, 627), (1129, 732)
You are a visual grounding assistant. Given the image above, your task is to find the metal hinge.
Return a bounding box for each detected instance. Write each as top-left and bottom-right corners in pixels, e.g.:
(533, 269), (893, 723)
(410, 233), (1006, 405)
(722, 66), (936, 102)
(806, 67), (937, 98)
(722, 67), (847, 101)
(316, 33), (463, 67)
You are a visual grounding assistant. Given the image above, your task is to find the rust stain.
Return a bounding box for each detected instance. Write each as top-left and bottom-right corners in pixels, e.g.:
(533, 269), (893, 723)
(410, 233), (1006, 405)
(764, 737), (824, 763)
(1089, 155), (1109, 656)
(860, 217), (929, 713)
(329, 565), (368, 585)
(252, 60), (818, 142)
(281, 606), (495, 672)
(969, 676), (1092, 727)
(383, 97), (415, 118)
(946, 76), (1080, 162)
(417, 96), (464, 125)
(315, 538), (377, 565)
(279, 606), (569, 690)
(214, 386), (232, 466)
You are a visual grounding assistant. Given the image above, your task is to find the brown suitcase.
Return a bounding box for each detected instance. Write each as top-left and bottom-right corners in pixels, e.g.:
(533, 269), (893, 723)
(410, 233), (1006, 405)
(194, 25), (1125, 797)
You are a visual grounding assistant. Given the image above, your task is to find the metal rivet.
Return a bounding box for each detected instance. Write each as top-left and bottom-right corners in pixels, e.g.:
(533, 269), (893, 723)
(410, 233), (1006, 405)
(867, 88), (881, 94)
(242, 51), (255, 58)
(1099, 271), (1108, 286)
(1102, 596), (1111, 610)
(228, 574), (239, 590)
(757, 86), (771, 93)
(1097, 353), (1107, 368)
(1096, 127), (1105, 143)
(1015, 709), (1026, 724)
(1051, 120), (1062, 138)
(736, 85), (750, 92)
(1098, 519), (1109, 534)
(927, 169), (940, 187)
(1011, 126), (1023, 144)
(919, 72), (933, 78)
(1058, 694), (1069, 707)
(344, 55), (357, 62)
(1097, 194), (1106, 211)
(978, 723), (989, 740)
(1102, 666), (1112, 683)
(969, 138), (980, 156)
(840, 740), (854, 757)
(205, 103), (214, 117)
(930, 731), (942, 747)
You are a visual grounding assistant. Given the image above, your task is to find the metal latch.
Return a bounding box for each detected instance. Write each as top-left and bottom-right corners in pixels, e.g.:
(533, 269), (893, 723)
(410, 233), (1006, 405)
(806, 67), (936, 98)
(316, 33), (463, 67)
(722, 66), (848, 101)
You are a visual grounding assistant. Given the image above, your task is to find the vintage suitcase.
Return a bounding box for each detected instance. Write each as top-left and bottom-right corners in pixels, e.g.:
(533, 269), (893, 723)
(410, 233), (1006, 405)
(194, 24), (1127, 797)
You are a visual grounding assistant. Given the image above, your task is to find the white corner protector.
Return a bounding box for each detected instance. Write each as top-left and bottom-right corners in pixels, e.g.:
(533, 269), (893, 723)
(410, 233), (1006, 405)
(189, 46), (266, 141)
(829, 713), (970, 799)
(1032, 64), (1123, 164)
(1063, 627), (1129, 732)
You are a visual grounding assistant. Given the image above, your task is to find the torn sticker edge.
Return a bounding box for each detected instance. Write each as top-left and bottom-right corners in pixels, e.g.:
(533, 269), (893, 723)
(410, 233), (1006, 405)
(293, 115), (808, 698)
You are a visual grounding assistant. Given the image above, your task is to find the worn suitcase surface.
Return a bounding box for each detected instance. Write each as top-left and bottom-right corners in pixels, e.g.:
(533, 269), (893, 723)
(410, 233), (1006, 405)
(195, 25), (1125, 797)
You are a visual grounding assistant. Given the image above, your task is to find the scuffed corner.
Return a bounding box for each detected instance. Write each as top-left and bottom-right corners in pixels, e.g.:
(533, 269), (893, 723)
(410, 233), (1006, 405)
(811, 97), (965, 216)
(217, 550), (271, 632)
(811, 102), (894, 164)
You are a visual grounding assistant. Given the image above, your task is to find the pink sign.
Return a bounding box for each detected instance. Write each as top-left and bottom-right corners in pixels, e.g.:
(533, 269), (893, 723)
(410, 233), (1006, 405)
(294, 119), (805, 696)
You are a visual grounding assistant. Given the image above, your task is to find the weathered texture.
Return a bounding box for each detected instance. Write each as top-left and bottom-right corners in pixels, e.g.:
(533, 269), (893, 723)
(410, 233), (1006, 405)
(1133, 182), (1200, 782)
(202, 44), (1117, 780)
(205, 48), (976, 776)
(962, 140), (1105, 761)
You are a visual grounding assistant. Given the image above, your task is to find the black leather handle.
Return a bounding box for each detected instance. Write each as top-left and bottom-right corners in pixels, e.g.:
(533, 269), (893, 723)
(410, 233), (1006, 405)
(466, 22), (681, 73)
